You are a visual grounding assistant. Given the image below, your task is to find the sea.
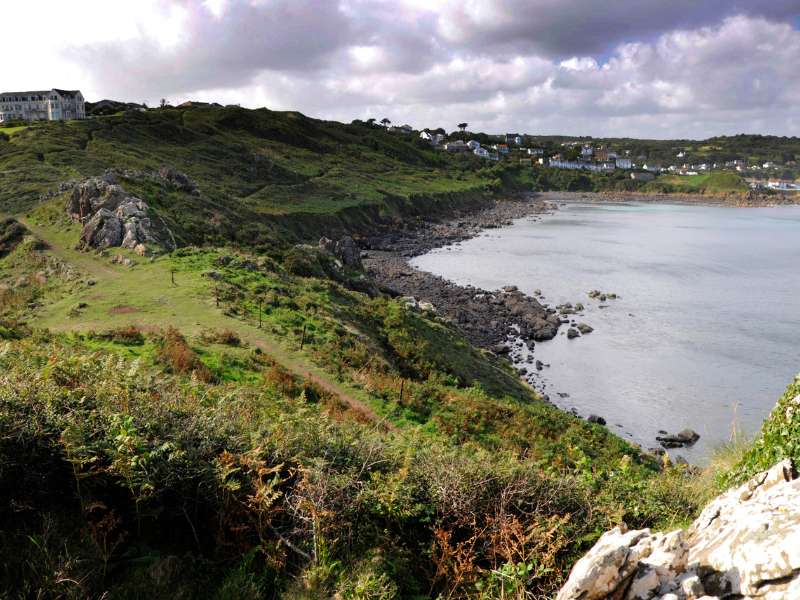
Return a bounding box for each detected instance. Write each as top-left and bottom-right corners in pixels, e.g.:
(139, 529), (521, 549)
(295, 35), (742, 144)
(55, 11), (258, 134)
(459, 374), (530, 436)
(411, 201), (800, 461)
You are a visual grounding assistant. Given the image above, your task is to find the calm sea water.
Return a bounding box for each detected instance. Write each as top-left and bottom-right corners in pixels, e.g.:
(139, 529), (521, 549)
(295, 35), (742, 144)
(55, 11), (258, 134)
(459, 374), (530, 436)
(411, 202), (800, 461)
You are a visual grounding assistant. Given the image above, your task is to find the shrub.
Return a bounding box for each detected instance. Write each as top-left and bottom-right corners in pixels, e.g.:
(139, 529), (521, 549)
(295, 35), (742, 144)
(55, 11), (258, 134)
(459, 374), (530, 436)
(97, 325), (145, 345)
(155, 326), (213, 382)
(200, 328), (242, 346)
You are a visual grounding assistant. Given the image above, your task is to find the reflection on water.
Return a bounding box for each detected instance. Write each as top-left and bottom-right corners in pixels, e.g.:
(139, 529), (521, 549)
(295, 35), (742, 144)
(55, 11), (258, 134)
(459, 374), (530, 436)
(411, 202), (800, 462)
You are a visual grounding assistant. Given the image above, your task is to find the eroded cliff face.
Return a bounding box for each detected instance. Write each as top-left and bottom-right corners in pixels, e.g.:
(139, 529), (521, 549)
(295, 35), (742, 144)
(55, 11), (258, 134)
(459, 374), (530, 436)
(557, 459), (800, 600)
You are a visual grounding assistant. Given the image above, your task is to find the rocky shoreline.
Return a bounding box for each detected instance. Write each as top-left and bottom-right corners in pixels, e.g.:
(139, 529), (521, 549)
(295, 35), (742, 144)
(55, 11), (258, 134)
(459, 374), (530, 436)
(362, 192), (596, 402)
(361, 191), (706, 454)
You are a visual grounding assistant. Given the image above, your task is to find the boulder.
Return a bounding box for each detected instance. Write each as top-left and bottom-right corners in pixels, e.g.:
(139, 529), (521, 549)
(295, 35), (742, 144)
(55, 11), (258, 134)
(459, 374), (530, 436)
(79, 208), (122, 249)
(158, 166), (197, 193)
(557, 459), (800, 600)
(67, 176), (175, 253)
(588, 414), (606, 426)
(567, 327), (580, 339)
(577, 323), (594, 334)
(656, 429), (700, 448)
(319, 236), (363, 269)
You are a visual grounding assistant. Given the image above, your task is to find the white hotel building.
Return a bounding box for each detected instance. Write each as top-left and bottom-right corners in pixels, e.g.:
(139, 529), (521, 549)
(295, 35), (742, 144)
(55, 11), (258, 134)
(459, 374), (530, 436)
(0, 89), (85, 123)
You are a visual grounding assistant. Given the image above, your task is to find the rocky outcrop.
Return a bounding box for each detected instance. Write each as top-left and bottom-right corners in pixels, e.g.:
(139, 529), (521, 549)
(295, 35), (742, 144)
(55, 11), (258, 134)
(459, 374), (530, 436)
(0, 218), (28, 259)
(66, 174), (176, 253)
(656, 429), (700, 449)
(319, 236), (363, 270)
(557, 459), (800, 599)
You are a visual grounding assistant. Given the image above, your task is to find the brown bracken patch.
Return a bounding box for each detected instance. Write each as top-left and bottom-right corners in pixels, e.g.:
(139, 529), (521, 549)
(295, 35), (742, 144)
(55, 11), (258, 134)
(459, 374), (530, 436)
(109, 305), (141, 314)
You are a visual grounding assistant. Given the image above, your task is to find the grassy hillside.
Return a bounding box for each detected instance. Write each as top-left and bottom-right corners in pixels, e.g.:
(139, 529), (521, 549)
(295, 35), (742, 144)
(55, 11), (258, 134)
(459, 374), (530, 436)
(0, 106), (787, 598)
(0, 203), (704, 598)
(0, 107), (511, 247)
(642, 171), (748, 194)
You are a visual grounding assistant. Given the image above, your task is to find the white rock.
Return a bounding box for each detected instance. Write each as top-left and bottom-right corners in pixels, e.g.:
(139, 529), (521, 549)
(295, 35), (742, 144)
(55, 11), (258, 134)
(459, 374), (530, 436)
(678, 574), (704, 598)
(558, 459), (800, 600)
(556, 525), (651, 600)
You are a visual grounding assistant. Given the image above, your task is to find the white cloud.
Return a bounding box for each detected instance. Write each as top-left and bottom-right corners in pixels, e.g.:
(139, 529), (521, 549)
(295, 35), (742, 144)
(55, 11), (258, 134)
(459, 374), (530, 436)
(2, 1), (800, 138)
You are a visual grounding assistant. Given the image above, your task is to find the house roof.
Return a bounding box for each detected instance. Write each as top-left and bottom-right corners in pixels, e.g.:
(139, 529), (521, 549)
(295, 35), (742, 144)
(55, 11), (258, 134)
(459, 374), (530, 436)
(52, 89), (82, 98)
(1, 89), (82, 98)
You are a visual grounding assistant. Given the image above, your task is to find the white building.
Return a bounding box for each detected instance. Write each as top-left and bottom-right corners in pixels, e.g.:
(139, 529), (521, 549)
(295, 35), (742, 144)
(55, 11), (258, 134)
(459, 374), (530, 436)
(473, 147), (490, 159)
(467, 140), (481, 150)
(445, 140), (469, 153)
(581, 145), (593, 158)
(420, 131), (445, 145)
(615, 158), (633, 169)
(0, 89), (85, 122)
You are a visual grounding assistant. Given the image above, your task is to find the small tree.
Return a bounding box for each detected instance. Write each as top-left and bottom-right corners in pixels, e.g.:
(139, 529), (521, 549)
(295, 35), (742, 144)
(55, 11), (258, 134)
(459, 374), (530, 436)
(458, 122), (468, 133)
(160, 98), (168, 109)
(381, 118), (391, 128)
(366, 117), (376, 126)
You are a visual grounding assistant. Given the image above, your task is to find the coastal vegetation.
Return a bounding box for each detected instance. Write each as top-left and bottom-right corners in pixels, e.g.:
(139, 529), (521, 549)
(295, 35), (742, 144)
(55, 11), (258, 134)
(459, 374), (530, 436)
(0, 105), (798, 597)
(642, 171), (749, 194)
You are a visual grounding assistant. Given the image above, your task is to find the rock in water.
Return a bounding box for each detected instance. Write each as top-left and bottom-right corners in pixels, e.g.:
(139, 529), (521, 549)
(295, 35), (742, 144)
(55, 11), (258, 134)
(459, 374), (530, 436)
(577, 323), (594, 334)
(587, 414), (606, 426)
(567, 327), (580, 339)
(656, 428), (700, 448)
(557, 459), (800, 600)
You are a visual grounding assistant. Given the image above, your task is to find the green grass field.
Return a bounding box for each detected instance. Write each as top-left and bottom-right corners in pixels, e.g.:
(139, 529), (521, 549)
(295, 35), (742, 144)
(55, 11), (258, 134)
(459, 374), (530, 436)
(644, 171), (748, 194)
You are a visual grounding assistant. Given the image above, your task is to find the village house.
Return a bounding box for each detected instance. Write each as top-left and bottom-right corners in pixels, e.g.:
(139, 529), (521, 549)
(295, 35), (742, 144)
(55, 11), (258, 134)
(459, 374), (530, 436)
(527, 148), (544, 156)
(473, 147), (490, 159)
(493, 143), (509, 155)
(580, 145), (593, 158)
(420, 131), (445, 145)
(505, 133), (523, 145)
(467, 140), (481, 150)
(445, 140), (469, 153)
(594, 147), (609, 161)
(615, 157), (633, 169)
(0, 89), (85, 122)
(389, 124), (414, 134)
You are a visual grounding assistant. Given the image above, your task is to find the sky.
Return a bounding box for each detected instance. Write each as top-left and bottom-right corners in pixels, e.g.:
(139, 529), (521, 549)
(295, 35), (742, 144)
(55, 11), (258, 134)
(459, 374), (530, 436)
(4, 0), (800, 138)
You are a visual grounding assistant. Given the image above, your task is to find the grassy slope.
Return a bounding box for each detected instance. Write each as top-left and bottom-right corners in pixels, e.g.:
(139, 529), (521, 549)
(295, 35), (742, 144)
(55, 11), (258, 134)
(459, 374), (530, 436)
(726, 374), (800, 484)
(643, 171), (748, 194)
(0, 108), (502, 247)
(0, 195), (703, 598)
(1, 106), (779, 598)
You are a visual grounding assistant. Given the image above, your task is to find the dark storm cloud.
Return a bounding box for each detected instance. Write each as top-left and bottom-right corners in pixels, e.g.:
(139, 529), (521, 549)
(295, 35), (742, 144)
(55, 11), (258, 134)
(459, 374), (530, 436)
(437, 0), (800, 58)
(69, 0), (800, 137)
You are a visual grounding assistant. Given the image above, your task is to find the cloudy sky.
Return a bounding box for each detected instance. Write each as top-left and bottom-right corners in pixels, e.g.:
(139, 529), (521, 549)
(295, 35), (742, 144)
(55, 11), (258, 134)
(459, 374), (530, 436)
(5, 0), (800, 138)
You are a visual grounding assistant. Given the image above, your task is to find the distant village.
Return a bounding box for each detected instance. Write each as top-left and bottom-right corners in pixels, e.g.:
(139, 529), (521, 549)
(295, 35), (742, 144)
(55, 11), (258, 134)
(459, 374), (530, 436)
(386, 122), (800, 192)
(2, 89), (798, 192)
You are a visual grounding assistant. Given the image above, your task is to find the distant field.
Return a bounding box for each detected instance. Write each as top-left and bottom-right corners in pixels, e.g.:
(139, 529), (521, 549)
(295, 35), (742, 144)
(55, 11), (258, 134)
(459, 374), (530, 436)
(644, 171), (748, 194)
